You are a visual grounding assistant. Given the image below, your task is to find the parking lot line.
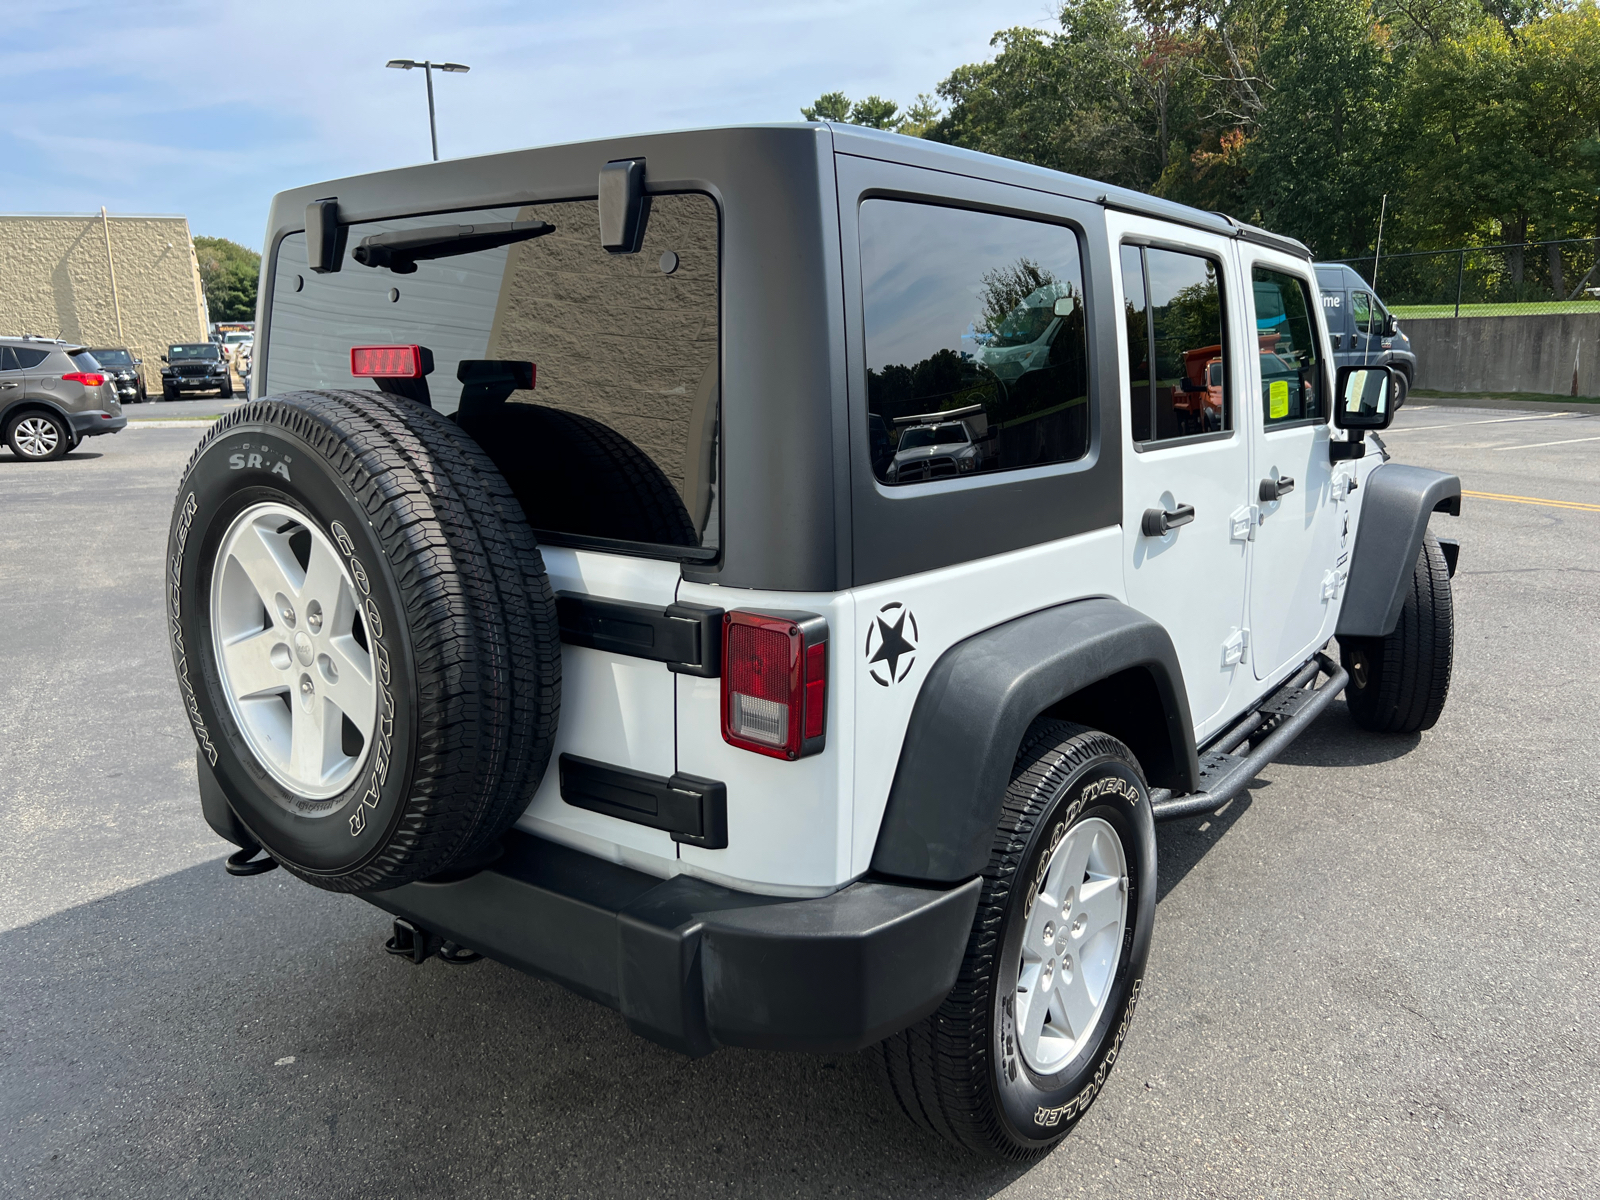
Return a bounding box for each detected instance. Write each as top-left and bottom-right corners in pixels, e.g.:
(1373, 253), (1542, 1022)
(1462, 489), (1600, 512)
(1487, 434), (1600, 452)
(1395, 412), (1579, 432)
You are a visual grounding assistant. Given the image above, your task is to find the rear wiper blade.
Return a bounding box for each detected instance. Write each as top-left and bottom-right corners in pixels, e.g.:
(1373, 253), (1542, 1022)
(352, 219), (554, 273)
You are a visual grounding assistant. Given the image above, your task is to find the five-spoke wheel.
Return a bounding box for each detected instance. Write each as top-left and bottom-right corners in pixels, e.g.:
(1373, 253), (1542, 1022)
(209, 502), (377, 801)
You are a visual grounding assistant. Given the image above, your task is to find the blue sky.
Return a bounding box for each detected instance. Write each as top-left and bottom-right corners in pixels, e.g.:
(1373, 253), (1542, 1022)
(2, 0), (1055, 250)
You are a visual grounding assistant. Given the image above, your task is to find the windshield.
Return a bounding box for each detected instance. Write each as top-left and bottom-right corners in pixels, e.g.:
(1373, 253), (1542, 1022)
(898, 422), (969, 450)
(170, 344), (220, 361)
(92, 349), (133, 366)
(986, 286), (1070, 349)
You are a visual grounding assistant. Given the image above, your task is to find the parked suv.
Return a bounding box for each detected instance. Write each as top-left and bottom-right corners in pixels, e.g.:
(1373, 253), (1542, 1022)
(167, 126), (1458, 1160)
(160, 342), (233, 399)
(1314, 262), (1416, 409)
(88, 347), (147, 404)
(2, 337), (125, 460)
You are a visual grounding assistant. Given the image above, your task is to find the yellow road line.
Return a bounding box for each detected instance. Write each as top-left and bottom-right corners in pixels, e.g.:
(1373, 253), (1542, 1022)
(1462, 489), (1600, 512)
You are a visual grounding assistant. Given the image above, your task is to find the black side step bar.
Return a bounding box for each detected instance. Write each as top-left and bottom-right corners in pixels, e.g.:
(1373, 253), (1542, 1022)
(1149, 653), (1348, 822)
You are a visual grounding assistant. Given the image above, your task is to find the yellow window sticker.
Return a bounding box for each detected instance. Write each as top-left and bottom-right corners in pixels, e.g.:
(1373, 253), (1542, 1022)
(1269, 379), (1290, 419)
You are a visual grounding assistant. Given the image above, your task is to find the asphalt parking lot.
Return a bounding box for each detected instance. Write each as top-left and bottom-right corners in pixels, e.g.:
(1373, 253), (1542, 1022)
(3, 403), (1597, 1198)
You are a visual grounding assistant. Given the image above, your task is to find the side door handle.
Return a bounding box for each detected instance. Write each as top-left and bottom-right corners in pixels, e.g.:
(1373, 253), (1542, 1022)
(1259, 475), (1295, 502)
(1141, 502), (1195, 537)
(0, 382), (18, 389)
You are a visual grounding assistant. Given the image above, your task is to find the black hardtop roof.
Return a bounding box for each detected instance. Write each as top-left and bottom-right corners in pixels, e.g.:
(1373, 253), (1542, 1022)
(264, 122), (1310, 260)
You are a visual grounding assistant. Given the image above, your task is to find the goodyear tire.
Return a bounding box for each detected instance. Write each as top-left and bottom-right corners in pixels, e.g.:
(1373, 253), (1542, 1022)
(1341, 530), (1453, 734)
(167, 390), (560, 891)
(875, 720), (1156, 1160)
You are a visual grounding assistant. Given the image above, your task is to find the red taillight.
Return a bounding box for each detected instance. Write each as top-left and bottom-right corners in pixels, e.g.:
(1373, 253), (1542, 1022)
(62, 372), (105, 386)
(350, 344), (424, 378)
(721, 610), (828, 760)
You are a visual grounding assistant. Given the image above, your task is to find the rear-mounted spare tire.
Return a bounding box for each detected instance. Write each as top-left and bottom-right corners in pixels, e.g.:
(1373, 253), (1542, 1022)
(167, 390), (560, 891)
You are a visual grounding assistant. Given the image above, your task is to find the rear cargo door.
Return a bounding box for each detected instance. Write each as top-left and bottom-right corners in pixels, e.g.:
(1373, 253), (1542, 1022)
(265, 193), (723, 876)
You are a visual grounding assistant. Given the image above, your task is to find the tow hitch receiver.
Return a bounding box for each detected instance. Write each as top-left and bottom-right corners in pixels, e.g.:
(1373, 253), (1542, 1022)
(383, 918), (483, 966)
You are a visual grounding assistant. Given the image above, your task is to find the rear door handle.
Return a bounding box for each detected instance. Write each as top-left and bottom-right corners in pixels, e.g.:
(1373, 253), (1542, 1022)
(1141, 502), (1195, 537)
(1259, 476), (1295, 502)
(0, 382), (18, 389)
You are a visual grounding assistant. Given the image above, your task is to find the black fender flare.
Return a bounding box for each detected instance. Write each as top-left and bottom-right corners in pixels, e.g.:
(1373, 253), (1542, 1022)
(1337, 462), (1460, 639)
(869, 598), (1198, 884)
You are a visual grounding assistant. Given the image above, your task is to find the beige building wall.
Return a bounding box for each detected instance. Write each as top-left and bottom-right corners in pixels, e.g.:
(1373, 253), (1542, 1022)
(0, 214), (208, 391)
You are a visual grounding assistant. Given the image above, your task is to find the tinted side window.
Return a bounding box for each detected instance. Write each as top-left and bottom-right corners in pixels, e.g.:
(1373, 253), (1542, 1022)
(1121, 245), (1229, 443)
(1351, 290), (1373, 335)
(13, 348), (50, 369)
(1252, 267), (1324, 426)
(859, 200), (1089, 486)
(269, 195), (720, 553)
(0, 348), (17, 372)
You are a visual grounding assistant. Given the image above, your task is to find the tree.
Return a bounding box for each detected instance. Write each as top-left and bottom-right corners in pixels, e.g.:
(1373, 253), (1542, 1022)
(194, 236), (261, 323)
(799, 91), (942, 135)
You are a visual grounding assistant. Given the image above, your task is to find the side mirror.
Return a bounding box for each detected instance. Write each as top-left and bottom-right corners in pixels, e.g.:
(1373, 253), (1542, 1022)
(133, 358), (143, 365)
(1333, 364), (1394, 431)
(1381, 313), (1398, 338)
(160, 355), (168, 363)
(1052, 297), (1075, 317)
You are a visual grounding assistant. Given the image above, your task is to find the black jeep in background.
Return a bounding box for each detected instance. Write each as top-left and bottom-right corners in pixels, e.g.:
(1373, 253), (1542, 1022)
(161, 342), (233, 400)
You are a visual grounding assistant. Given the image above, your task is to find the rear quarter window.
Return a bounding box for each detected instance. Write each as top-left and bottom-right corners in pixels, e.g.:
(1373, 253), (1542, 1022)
(12, 348), (50, 369)
(858, 199), (1090, 486)
(267, 194), (720, 555)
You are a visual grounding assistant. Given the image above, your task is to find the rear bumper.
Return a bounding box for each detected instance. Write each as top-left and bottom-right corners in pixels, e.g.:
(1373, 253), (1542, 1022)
(363, 831), (981, 1057)
(69, 410), (126, 436)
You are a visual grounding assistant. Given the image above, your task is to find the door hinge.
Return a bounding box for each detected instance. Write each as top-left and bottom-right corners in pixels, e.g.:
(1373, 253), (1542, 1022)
(1332, 472), (1358, 501)
(1230, 504), (1259, 542)
(1222, 627), (1250, 667)
(1321, 568), (1348, 601)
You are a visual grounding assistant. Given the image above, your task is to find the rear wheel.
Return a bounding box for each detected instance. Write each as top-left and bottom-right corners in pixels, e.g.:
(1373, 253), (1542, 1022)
(168, 390), (561, 891)
(161, 383), (175, 401)
(1390, 370), (1409, 412)
(6, 411), (70, 461)
(220, 377), (234, 398)
(875, 720), (1156, 1160)
(1341, 530), (1453, 734)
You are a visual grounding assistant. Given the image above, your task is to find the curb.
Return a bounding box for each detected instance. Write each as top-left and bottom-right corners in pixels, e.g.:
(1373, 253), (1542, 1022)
(1407, 394), (1599, 414)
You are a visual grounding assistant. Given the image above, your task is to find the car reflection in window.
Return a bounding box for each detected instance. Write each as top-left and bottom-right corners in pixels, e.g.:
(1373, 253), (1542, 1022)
(861, 201), (1090, 487)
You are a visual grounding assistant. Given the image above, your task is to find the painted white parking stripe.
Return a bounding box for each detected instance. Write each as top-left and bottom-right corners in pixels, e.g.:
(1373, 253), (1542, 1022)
(1489, 434), (1600, 451)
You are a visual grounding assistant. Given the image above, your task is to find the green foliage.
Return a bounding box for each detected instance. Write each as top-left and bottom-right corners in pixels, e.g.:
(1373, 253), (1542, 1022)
(800, 91), (942, 136)
(810, 0), (1600, 259)
(194, 236), (261, 323)
(976, 259), (1060, 334)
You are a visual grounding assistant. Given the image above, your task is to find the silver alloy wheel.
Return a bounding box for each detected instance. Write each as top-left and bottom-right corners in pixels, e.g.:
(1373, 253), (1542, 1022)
(210, 502), (378, 801)
(1015, 816), (1129, 1073)
(13, 416), (61, 458)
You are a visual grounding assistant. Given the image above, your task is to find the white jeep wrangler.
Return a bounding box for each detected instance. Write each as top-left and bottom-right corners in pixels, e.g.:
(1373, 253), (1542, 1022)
(167, 125), (1458, 1159)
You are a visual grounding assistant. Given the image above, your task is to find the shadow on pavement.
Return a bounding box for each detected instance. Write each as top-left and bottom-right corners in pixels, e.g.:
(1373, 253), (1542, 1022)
(2, 451), (103, 465)
(1271, 702), (1421, 768)
(2, 861), (1029, 1200)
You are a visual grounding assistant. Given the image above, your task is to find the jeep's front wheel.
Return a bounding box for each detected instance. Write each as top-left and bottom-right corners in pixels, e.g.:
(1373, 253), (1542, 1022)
(875, 720), (1156, 1160)
(167, 390), (560, 891)
(1341, 530), (1453, 734)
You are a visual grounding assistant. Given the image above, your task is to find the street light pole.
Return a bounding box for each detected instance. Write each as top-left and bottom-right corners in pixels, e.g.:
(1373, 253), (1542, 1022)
(386, 59), (471, 162)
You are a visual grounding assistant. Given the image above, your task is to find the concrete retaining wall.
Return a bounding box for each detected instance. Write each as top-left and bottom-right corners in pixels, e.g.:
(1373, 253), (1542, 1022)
(0, 214), (208, 392)
(1405, 311), (1600, 398)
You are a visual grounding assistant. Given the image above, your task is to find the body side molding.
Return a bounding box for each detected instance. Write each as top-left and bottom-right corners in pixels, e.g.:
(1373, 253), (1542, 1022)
(1337, 463), (1461, 639)
(870, 598), (1197, 883)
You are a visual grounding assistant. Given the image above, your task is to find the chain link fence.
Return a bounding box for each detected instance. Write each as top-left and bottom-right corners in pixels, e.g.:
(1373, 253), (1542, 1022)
(1330, 237), (1600, 318)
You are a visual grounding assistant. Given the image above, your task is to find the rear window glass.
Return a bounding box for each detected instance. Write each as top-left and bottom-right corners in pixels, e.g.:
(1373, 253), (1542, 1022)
(267, 195), (720, 555)
(859, 200), (1090, 487)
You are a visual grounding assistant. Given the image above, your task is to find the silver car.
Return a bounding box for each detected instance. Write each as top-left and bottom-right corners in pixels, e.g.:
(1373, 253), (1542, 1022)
(1, 336), (126, 461)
